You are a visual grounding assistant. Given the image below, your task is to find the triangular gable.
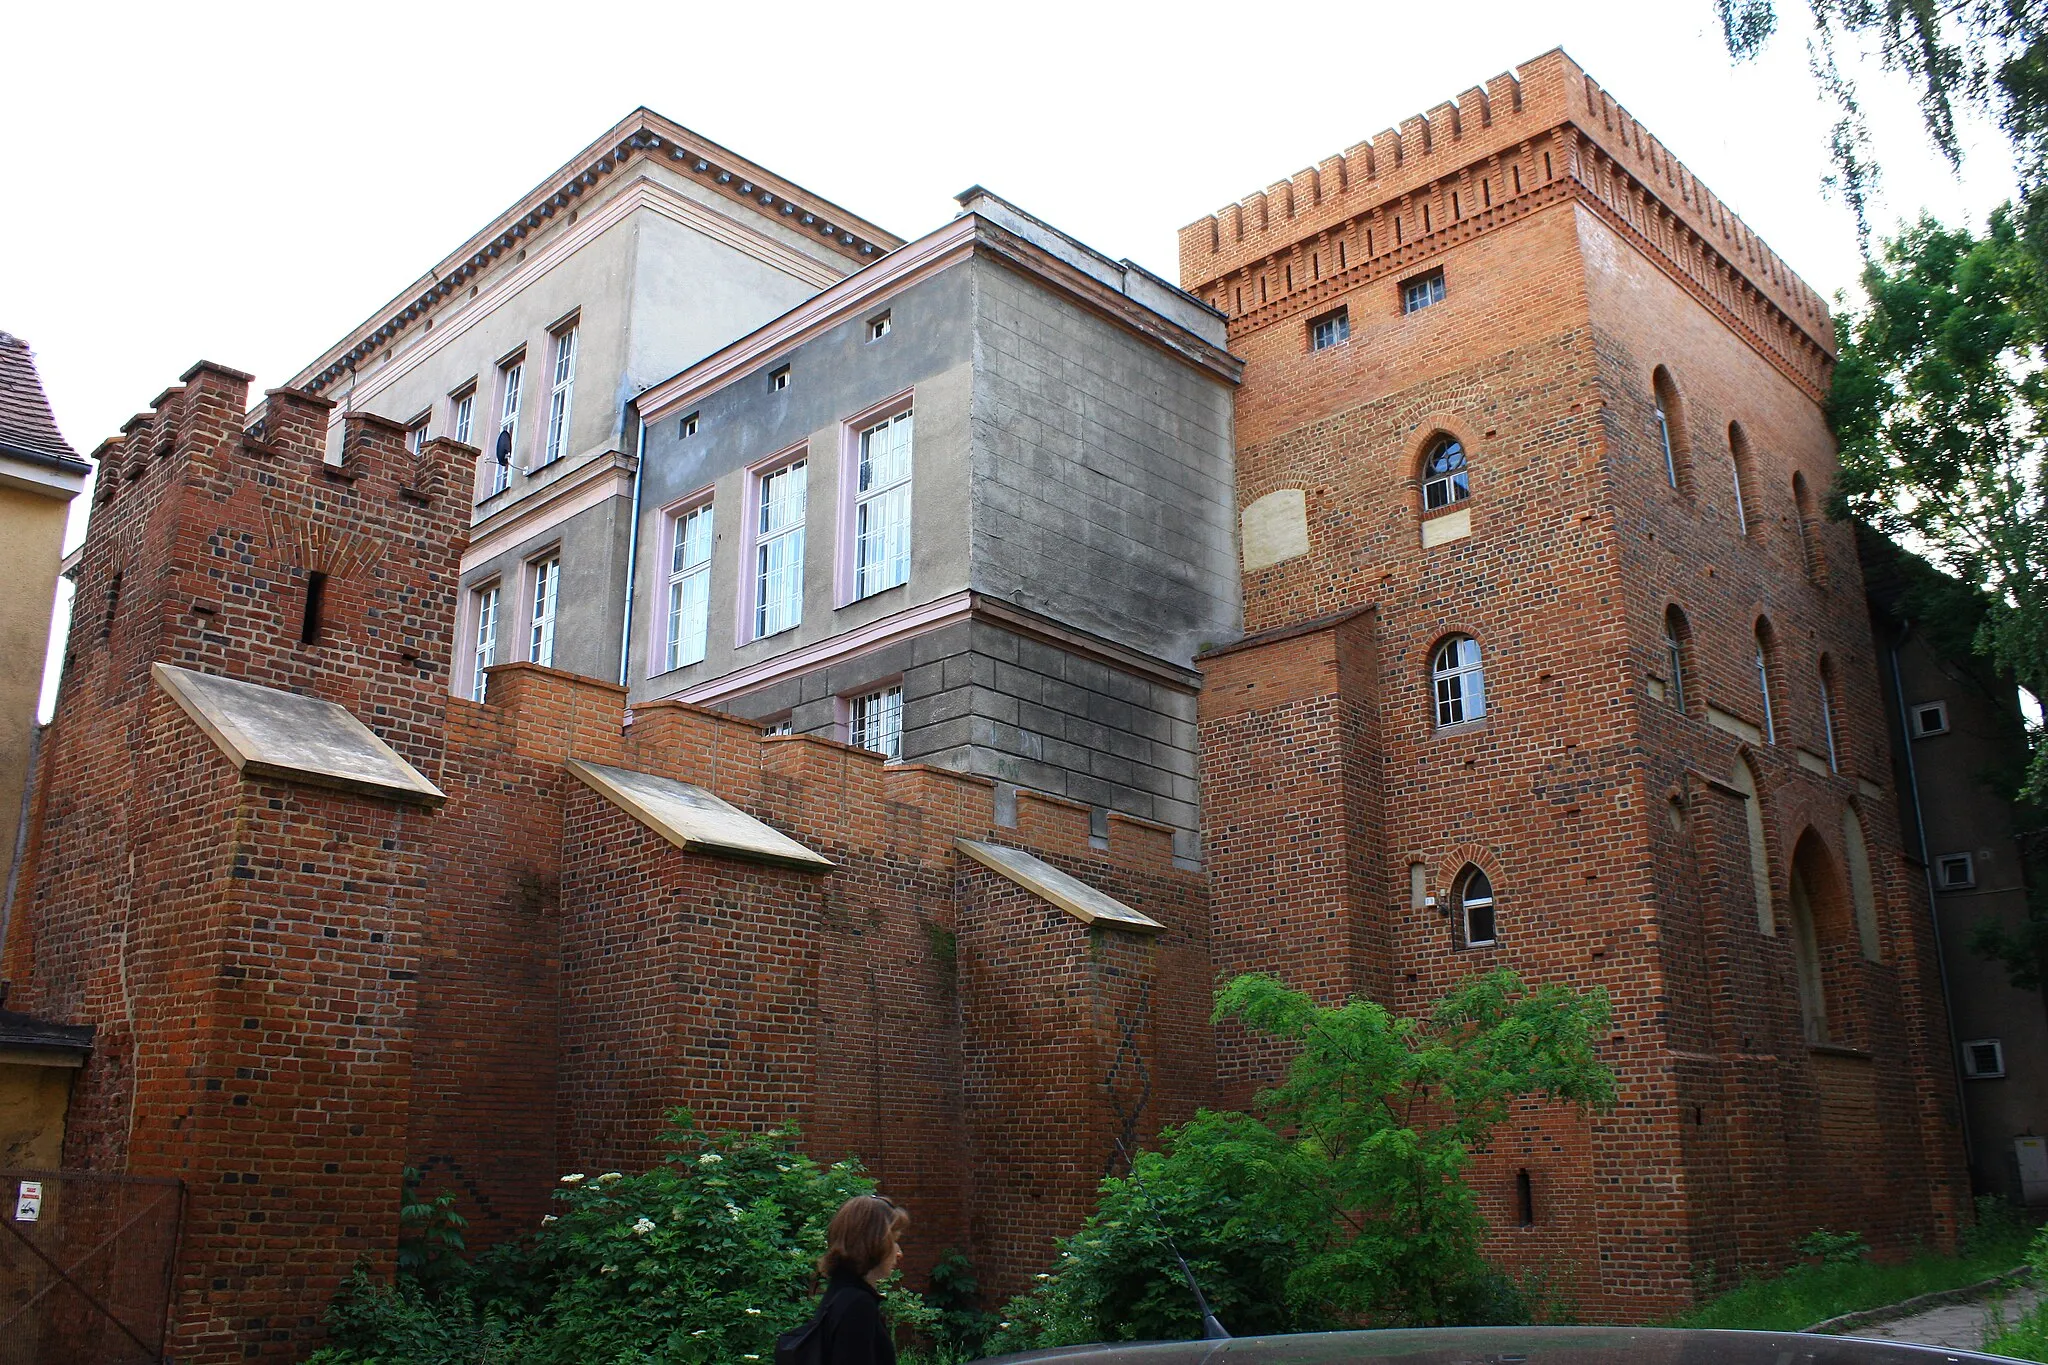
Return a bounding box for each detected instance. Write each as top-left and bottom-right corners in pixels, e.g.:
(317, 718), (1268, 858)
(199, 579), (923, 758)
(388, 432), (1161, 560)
(565, 759), (832, 871)
(152, 663), (444, 806)
(955, 839), (1164, 934)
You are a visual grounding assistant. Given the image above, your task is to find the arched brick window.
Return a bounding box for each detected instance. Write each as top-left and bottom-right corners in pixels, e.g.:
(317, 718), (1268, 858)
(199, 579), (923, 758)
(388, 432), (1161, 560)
(1842, 801), (1881, 962)
(1456, 865), (1496, 947)
(1420, 434), (1471, 512)
(1663, 605), (1695, 715)
(1730, 755), (1775, 934)
(1727, 421), (1756, 536)
(1754, 618), (1779, 745)
(1431, 635), (1487, 727)
(1817, 653), (1840, 772)
(1789, 829), (1862, 1046)
(1792, 470), (1826, 584)
(1652, 366), (1691, 493)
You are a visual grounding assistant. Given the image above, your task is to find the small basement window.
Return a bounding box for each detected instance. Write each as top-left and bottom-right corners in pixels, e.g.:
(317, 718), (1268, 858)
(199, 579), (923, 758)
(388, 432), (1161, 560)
(1962, 1038), (2006, 1079)
(680, 412), (700, 438)
(770, 365), (791, 392)
(1911, 701), (1949, 737)
(868, 313), (892, 341)
(1935, 852), (1977, 890)
(1401, 269), (1446, 314)
(1310, 307), (1350, 351)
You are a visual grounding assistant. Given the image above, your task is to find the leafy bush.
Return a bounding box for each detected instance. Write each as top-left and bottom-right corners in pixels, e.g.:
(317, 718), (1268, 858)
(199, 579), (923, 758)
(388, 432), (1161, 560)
(985, 970), (1615, 1352)
(309, 1113), (932, 1365)
(1795, 1229), (1871, 1266)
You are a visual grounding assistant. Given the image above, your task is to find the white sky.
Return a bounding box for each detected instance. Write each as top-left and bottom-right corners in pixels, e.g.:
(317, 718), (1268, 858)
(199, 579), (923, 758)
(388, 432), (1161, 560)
(5, 0), (2021, 719)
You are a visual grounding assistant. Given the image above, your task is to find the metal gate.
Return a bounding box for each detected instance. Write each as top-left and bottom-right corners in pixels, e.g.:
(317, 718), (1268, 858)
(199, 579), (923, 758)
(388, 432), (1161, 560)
(0, 1169), (183, 1365)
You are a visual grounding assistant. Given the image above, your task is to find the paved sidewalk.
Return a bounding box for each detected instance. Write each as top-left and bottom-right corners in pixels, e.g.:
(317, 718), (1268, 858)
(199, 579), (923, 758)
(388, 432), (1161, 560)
(1845, 1282), (2045, 1353)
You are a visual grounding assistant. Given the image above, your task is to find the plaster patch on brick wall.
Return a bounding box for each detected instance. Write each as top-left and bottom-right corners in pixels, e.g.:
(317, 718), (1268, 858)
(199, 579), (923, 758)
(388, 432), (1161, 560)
(1241, 488), (1309, 570)
(1420, 506), (1472, 548)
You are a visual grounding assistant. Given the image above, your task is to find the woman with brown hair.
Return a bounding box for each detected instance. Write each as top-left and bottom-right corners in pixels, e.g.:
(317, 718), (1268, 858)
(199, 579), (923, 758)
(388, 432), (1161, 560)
(777, 1195), (907, 1365)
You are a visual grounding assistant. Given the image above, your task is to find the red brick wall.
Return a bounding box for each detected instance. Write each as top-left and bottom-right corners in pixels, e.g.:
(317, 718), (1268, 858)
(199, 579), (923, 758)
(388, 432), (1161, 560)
(5, 365), (470, 1362)
(1183, 60), (1965, 1314)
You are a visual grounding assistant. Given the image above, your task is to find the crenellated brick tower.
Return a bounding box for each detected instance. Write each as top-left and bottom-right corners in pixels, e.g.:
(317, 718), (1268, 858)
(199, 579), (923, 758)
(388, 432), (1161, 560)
(1183, 48), (1966, 1315)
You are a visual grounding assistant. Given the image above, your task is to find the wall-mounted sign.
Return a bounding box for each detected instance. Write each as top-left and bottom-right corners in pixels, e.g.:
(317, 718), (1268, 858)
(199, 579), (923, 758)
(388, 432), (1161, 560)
(14, 1181), (41, 1222)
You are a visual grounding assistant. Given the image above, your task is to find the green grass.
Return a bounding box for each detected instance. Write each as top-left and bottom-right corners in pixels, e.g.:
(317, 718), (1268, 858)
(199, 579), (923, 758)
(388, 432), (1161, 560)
(1670, 1229), (2033, 1334)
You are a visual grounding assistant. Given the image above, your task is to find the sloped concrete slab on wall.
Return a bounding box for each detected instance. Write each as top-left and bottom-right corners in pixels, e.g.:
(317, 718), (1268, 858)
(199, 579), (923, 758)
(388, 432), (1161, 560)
(565, 759), (833, 871)
(152, 662), (445, 806)
(955, 838), (1164, 933)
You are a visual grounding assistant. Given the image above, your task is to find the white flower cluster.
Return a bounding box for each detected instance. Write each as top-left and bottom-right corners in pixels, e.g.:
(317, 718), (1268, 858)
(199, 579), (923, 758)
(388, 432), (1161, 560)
(697, 1152), (723, 1166)
(631, 1216), (657, 1236)
(560, 1174), (585, 1185)
(598, 1172), (623, 1184)
(541, 1215), (558, 1225)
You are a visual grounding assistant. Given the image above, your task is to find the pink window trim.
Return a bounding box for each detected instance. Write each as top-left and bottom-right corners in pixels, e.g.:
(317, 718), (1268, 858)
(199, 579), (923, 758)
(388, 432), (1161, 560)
(649, 483), (715, 677)
(833, 387), (915, 608)
(736, 440), (810, 648)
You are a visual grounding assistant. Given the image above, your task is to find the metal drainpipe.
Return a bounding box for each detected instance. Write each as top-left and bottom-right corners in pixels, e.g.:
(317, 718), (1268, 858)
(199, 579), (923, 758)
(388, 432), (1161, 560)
(1890, 620), (1973, 1162)
(618, 403), (647, 689)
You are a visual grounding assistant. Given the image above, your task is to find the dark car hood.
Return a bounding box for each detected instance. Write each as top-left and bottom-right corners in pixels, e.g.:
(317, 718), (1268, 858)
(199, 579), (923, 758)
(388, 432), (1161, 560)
(977, 1326), (2013, 1365)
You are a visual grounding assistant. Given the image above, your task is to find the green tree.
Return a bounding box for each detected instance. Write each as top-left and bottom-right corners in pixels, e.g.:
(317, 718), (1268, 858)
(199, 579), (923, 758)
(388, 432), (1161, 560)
(1715, 0), (2048, 254)
(1830, 209), (2048, 791)
(988, 971), (1615, 1351)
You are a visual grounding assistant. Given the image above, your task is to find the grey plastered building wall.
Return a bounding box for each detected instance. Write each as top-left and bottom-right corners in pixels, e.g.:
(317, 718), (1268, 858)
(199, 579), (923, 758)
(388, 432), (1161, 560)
(281, 110), (901, 696)
(1862, 526), (2048, 1204)
(629, 190), (1242, 857)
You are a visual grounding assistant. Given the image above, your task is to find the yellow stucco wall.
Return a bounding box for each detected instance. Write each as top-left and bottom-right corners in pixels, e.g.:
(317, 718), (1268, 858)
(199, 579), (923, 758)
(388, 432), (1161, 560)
(0, 484), (69, 890)
(0, 1063), (74, 1168)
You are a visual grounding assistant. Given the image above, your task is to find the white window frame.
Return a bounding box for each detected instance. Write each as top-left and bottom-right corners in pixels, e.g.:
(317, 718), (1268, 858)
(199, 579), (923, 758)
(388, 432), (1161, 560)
(468, 581), (500, 703)
(1421, 437), (1470, 512)
(494, 356), (524, 493)
(1819, 668), (1839, 771)
(749, 453), (807, 640)
(1962, 1039), (2007, 1079)
(853, 407), (913, 600)
(1655, 393), (1680, 489)
(451, 386), (475, 448)
(1401, 270), (1446, 314)
(867, 313), (892, 342)
(662, 497), (714, 673)
(1755, 638), (1777, 744)
(762, 717), (794, 737)
(1432, 636), (1487, 728)
(406, 412), (431, 456)
(848, 685), (903, 760)
(1936, 852), (1977, 890)
(543, 325), (577, 466)
(1461, 870), (1496, 947)
(527, 554), (560, 667)
(1912, 701), (1950, 737)
(1310, 308), (1349, 351)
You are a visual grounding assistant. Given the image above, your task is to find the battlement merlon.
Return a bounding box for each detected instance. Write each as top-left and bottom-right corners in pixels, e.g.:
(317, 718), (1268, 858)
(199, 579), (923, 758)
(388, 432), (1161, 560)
(1177, 47), (1836, 357)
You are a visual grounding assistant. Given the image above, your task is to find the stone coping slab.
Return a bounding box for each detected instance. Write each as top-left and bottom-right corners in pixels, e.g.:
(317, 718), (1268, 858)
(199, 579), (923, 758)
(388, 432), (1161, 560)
(152, 663), (445, 806)
(955, 838), (1165, 934)
(565, 759), (833, 872)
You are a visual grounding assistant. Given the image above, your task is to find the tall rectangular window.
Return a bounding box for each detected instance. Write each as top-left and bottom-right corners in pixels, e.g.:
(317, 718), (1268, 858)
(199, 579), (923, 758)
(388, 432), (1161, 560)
(855, 410), (913, 598)
(664, 502), (714, 671)
(754, 461), (805, 638)
(452, 389), (475, 448)
(849, 685), (903, 760)
(528, 555), (559, 666)
(470, 583), (499, 702)
(544, 326), (577, 465)
(494, 358), (523, 493)
(407, 417), (430, 456)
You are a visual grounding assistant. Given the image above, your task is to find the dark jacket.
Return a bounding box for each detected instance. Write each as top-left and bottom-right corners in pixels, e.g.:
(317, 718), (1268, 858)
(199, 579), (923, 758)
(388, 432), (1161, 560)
(817, 1266), (895, 1365)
